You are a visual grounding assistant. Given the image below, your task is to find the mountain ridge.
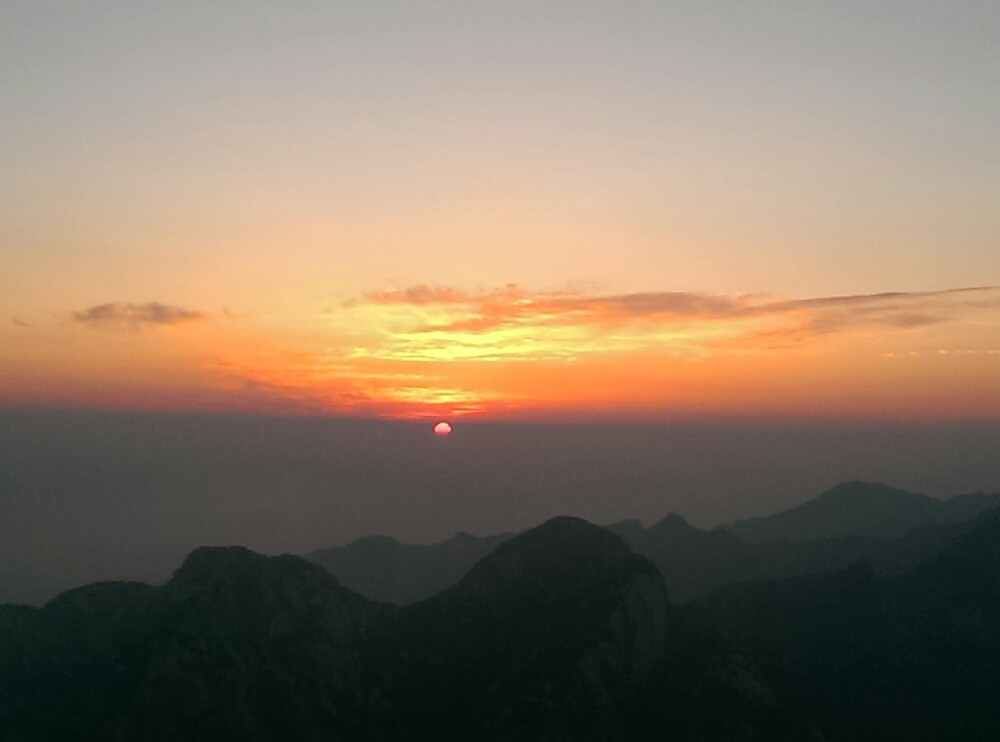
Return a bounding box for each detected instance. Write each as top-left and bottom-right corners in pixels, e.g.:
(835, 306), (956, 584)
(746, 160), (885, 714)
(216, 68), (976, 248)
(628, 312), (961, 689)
(1, 517), (806, 741)
(6, 501), (1000, 738)
(690, 507), (1000, 740)
(303, 482), (1000, 605)
(723, 480), (1000, 542)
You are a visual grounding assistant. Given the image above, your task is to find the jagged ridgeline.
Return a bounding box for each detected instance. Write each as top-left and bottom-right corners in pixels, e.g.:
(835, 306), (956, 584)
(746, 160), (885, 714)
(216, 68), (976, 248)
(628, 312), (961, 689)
(0, 518), (809, 741)
(308, 482), (1000, 605)
(5, 496), (1000, 740)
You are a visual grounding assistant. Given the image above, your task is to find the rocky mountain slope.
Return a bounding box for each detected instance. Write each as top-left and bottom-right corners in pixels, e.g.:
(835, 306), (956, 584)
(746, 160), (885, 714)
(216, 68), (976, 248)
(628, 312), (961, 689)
(7, 482), (999, 740)
(690, 508), (1000, 740)
(0, 518), (808, 741)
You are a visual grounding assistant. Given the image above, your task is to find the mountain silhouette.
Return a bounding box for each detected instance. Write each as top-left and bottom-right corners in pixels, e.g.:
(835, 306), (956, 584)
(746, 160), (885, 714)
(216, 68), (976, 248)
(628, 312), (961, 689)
(391, 517), (673, 739)
(301, 483), (999, 606)
(614, 508), (996, 602)
(691, 509), (1000, 740)
(0, 547), (392, 741)
(0, 518), (808, 740)
(6, 483), (998, 739)
(396, 516), (812, 740)
(723, 480), (1000, 543)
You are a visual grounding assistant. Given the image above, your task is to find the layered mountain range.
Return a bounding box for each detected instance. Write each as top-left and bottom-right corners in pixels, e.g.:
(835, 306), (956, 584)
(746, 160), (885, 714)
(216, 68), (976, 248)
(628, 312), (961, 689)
(3, 481), (1000, 740)
(0, 518), (810, 740)
(309, 481), (1000, 604)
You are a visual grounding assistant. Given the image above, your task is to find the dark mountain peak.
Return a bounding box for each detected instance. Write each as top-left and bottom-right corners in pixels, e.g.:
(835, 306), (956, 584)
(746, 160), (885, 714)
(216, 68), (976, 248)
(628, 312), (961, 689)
(660, 512), (688, 525)
(174, 544), (266, 575)
(642, 514), (745, 553)
(403, 516), (675, 735)
(167, 545), (368, 636)
(530, 513), (628, 544)
(817, 480), (929, 505)
(507, 514), (632, 556)
(649, 512), (695, 536)
(444, 530), (476, 544)
(723, 481), (995, 543)
(171, 544), (339, 596)
(174, 545), (335, 585)
(448, 518), (670, 668)
(459, 516), (640, 591)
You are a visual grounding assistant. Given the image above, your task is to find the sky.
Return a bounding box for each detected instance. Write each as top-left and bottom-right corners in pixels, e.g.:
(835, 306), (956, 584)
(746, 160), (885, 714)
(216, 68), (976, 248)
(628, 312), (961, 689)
(3, 1), (999, 421)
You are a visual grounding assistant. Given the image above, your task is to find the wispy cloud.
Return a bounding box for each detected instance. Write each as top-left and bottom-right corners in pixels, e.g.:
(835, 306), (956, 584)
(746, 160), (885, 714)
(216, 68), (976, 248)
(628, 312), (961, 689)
(363, 284), (526, 306)
(375, 284), (993, 327)
(73, 302), (205, 329)
(343, 284), (1000, 362)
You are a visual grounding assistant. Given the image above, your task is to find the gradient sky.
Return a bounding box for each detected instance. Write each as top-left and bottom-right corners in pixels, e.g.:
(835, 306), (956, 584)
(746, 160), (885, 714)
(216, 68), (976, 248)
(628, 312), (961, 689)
(3, 1), (999, 420)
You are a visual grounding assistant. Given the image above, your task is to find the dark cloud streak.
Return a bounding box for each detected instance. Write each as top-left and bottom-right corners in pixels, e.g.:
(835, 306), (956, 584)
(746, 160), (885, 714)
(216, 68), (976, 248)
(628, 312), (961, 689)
(73, 302), (205, 329)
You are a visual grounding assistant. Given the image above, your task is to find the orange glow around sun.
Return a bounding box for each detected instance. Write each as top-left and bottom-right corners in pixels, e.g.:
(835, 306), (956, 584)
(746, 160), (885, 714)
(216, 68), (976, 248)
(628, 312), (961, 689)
(2, 285), (998, 422)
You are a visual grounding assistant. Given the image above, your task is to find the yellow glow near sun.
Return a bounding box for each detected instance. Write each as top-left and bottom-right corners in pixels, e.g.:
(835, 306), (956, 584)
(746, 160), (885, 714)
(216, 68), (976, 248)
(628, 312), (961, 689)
(338, 294), (784, 367)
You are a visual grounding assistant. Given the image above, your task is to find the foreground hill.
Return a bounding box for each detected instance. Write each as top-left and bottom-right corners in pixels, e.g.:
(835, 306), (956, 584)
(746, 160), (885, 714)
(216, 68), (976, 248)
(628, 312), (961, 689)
(0, 518), (808, 741)
(386, 517), (806, 739)
(690, 509), (1000, 740)
(723, 480), (1000, 542)
(6, 505), (1000, 739)
(0, 547), (393, 741)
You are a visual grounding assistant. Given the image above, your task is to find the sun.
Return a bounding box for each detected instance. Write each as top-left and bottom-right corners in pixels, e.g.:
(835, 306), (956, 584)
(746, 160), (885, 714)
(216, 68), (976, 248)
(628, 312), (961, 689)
(433, 421), (453, 436)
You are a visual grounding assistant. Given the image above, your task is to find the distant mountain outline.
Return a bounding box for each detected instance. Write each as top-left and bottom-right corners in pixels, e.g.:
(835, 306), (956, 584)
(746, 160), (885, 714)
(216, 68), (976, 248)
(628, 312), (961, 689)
(306, 480), (1000, 604)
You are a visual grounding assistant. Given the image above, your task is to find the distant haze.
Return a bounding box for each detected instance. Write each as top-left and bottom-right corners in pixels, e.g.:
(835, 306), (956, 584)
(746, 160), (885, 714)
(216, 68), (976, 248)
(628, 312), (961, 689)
(2, 408), (999, 605)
